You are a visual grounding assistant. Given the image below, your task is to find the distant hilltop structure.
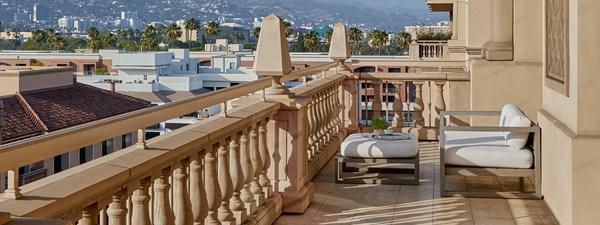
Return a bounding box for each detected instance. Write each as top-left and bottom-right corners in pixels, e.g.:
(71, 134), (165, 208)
(404, 21), (450, 38)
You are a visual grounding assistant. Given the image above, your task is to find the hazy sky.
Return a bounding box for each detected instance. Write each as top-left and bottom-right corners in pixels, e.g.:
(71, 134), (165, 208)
(313, 0), (428, 10)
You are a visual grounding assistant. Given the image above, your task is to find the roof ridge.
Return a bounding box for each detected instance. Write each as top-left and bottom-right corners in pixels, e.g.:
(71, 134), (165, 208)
(15, 93), (49, 132)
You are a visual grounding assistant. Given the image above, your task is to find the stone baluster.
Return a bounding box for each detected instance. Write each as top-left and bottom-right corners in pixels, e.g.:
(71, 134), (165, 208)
(259, 119), (272, 198)
(412, 81), (426, 127)
(315, 92), (325, 148)
(326, 87), (334, 140)
(80, 204), (99, 225)
(392, 82), (404, 128)
(154, 170), (175, 225)
(229, 135), (247, 224)
(205, 145), (222, 225)
(239, 129), (256, 215)
(310, 99), (320, 153)
(334, 83), (343, 133)
(249, 126), (265, 207)
(218, 140), (235, 225)
(131, 180), (152, 225)
(435, 81), (447, 127)
(372, 80), (383, 121)
(107, 191), (128, 225)
(306, 103), (315, 160)
(173, 162), (193, 225)
(319, 91), (328, 146)
(190, 152), (208, 225)
(100, 208), (107, 225)
(4, 169), (21, 199)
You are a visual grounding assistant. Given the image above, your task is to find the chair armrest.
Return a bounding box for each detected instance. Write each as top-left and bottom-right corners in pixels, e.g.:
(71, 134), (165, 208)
(442, 126), (539, 133)
(440, 111), (501, 116)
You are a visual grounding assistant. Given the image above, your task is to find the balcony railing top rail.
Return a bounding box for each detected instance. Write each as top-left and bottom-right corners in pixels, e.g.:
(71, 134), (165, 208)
(0, 78), (272, 173)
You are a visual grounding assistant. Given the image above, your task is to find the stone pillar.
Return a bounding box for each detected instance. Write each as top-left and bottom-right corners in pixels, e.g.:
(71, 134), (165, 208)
(412, 81), (426, 127)
(342, 77), (360, 134)
(434, 82), (447, 127)
(154, 171), (175, 225)
(269, 98), (314, 213)
(173, 163), (193, 225)
(239, 129), (256, 215)
(482, 0), (514, 61)
(131, 180), (152, 225)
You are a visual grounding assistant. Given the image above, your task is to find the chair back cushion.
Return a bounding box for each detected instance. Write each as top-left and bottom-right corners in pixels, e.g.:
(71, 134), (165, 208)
(500, 104), (532, 149)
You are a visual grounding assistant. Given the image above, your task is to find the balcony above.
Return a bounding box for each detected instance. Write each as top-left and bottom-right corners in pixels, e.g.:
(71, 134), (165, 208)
(427, 0), (453, 12)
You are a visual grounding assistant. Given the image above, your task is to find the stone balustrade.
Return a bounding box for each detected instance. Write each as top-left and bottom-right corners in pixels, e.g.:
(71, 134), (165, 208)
(356, 71), (470, 140)
(410, 40), (450, 60)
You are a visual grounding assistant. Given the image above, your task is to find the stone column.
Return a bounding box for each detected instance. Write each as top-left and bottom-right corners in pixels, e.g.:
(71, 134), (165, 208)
(173, 163), (193, 225)
(218, 141), (235, 225)
(154, 171), (175, 225)
(412, 81), (426, 127)
(482, 0), (514, 60)
(434, 82), (447, 127)
(205, 146), (222, 225)
(229, 135), (247, 224)
(239, 129), (256, 215)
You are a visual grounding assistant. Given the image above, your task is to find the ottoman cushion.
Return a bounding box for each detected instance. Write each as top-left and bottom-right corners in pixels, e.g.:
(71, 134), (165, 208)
(341, 133), (419, 158)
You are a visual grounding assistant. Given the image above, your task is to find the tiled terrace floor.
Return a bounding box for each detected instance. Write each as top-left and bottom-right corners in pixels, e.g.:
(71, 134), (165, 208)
(275, 142), (558, 225)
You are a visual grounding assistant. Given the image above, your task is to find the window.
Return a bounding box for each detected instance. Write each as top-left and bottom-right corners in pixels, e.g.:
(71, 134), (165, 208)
(79, 146), (93, 164)
(229, 62), (235, 69)
(54, 153), (69, 173)
(57, 64), (68, 67)
(102, 140), (114, 156)
(186, 64), (189, 71)
(122, 133), (133, 149)
(146, 132), (161, 140)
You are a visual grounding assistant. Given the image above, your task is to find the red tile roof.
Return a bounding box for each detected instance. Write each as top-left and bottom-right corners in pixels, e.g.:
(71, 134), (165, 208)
(1, 83), (149, 143)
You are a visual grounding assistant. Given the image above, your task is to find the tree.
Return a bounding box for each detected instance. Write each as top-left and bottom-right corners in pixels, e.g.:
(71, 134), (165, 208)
(290, 33), (307, 52)
(141, 25), (158, 51)
(48, 35), (64, 50)
(303, 31), (319, 52)
(367, 29), (389, 55)
(32, 29), (46, 43)
(348, 27), (363, 55)
(103, 33), (117, 48)
(204, 21), (221, 43)
(184, 18), (200, 49)
(0, 21), (3, 32)
(325, 28), (333, 45)
(396, 31), (412, 50)
(283, 21), (293, 37)
(165, 23), (183, 47)
(10, 28), (19, 39)
(252, 27), (261, 39)
(86, 27), (102, 51)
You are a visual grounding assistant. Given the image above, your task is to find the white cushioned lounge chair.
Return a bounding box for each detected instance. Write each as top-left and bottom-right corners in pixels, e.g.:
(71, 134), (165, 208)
(440, 104), (541, 199)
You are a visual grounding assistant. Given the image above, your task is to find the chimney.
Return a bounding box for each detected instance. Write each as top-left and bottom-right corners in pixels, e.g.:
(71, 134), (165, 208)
(0, 100), (5, 145)
(109, 82), (116, 92)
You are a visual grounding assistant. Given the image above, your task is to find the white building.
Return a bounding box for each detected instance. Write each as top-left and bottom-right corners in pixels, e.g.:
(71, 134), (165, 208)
(57, 16), (74, 31)
(77, 49), (259, 137)
(404, 21), (451, 38)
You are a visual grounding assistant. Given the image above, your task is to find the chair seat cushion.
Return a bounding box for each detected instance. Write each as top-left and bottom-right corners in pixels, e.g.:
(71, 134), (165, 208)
(444, 131), (533, 169)
(341, 133), (418, 158)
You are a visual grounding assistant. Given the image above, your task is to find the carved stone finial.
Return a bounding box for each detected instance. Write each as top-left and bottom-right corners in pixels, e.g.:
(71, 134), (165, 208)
(329, 23), (350, 60)
(253, 14), (292, 77)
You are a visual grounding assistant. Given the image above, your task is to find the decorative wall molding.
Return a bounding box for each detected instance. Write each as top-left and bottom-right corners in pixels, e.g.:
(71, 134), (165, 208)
(546, 0), (570, 96)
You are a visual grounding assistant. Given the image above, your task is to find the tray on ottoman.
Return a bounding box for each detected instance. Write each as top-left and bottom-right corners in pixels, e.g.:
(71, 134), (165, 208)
(336, 133), (420, 185)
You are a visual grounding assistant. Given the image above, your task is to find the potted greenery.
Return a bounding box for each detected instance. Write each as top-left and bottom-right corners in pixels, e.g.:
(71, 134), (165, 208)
(371, 117), (389, 135)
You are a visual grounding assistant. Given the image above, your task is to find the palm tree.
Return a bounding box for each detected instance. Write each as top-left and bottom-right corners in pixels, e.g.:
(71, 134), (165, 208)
(48, 35), (64, 50)
(184, 18), (200, 49)
(141, 25), (158, 51)
(396, 31), (412, 50)
(325, 28), (333, 46)
(86, 27), (102, 51)
(283, 22), (293, 37)
(165, 23), (183, 47)
(252, 27), (261, 39)
(103, 33), (117, 48)
(32, 29), (46, 43)
(348, 27), (363, 55)
(303, 31), (319, 52)
(10, 28), (19, 40)
(367, 30), (389, 55)
(204, 21), (221, 43)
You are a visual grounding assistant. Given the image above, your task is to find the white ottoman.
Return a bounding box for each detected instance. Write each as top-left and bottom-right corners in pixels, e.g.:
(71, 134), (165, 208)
(340, 133), (419, 158)
(336, 133), (420, 185)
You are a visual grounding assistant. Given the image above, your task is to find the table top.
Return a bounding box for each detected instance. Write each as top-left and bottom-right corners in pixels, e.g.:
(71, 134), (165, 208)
(361, 132), (412, 141)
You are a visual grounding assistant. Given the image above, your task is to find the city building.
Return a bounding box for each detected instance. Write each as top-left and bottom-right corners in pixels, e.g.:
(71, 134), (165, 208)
(32, 3), (51, 23)
(57, 16), (74, 31)
(404, 21), (451, 38)
(0, 66), (148, 193)
(177, 20), (199, 43)
(205, 22), (251, 44)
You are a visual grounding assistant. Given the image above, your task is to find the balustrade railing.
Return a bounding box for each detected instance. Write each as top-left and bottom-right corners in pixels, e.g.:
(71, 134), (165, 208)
(357, 72), (469, 131)
(409, 40), (449, 60)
